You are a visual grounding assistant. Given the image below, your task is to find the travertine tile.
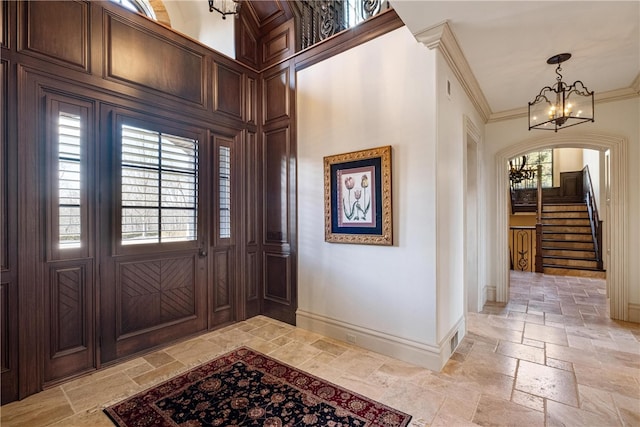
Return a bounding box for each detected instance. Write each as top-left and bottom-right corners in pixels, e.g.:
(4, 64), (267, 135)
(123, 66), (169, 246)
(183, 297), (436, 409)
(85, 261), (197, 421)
(546, 399), (622, 427)
(0, 388), (74, 427)
(524, 323), (568, 346)
(515, 360), (578, 406)
(473, 394), (544, 426)
(3, 274), (637, 427)
(64, 372), (141, 412)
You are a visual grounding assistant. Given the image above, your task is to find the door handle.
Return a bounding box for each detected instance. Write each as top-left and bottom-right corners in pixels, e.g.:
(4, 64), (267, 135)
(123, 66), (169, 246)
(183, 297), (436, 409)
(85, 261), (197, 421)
(199, 249), (208, 257)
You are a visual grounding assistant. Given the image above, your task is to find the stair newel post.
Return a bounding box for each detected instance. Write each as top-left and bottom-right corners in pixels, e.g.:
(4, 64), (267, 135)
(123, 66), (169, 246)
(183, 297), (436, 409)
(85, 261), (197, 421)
(535, 164), (544, 273)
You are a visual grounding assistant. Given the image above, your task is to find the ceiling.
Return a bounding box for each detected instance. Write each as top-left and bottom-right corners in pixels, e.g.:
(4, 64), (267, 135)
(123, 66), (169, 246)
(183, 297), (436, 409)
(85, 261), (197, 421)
(390, 1), (640, 116)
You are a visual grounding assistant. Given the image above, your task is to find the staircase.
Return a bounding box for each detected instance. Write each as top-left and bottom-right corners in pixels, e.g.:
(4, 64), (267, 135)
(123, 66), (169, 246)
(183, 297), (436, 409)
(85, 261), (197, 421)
(541, 203), (605, 278)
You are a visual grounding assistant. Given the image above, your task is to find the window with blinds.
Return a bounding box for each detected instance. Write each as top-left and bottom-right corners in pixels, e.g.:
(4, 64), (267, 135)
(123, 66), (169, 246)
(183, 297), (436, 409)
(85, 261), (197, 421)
(120, 124), (198, 245)
(219, 145), (231, 239)
(58, 112), (82, 249)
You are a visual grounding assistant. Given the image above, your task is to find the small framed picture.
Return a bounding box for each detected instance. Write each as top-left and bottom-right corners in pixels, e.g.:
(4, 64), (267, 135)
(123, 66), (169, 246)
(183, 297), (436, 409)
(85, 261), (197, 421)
(324, 146), (392, 245)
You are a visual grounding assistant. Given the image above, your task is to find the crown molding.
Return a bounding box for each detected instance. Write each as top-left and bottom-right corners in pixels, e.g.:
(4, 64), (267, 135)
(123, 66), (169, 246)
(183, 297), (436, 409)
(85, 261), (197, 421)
(487, 86), (640, 124)
(413, 21), (492, 123)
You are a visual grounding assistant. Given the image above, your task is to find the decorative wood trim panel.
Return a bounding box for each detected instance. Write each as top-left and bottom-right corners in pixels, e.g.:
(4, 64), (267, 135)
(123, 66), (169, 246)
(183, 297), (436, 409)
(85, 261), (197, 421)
(44, 260), (95, 383)
(214, 62), (243, 120)
(1, 282), (10, 373)
(246, 251), (258, 301)
(262, 67), (290, 125)
(263, 252), (290, 304)
(104, 13), (205, 106)
(245, 131), (258, 245)
(18, 0), (90, 72)
(246, 76), (257, 125)
(49, 266), (88, 355)
(1, 59), (8, 271)
(213, 251), (231, 311)
(116, 256), (196, 338)
(1, 1), (8, 49)
(237, 15), (259, 69)
(261, 20), (295, 68)
(263, 127), (290, 244)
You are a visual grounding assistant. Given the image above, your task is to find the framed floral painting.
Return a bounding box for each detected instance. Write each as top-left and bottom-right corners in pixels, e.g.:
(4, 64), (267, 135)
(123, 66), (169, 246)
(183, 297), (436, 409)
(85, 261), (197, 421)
(324, 145), (392, 245)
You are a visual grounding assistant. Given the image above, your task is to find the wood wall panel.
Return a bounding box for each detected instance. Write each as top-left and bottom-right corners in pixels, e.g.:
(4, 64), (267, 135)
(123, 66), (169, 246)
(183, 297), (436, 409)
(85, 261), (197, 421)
(50, 266), (86, 353)
(0, 283), (9, 373)
(214, 63), (243, 120)
(237, 15), (258, 69)
(246, 252), (258, 300)
(263, 252), (290, 303)
(214, 251), (231, 310)
(246, 76), (257, 125)
(262, 20), (294, 68)
(106, 15), (204, 105)
(263, 67), (289, 124)
(1, 59), (7, 270)
(263, 127), (289, 244)
(1, 1), (7, 48)
(44, 261), (94, 383)
(20, 1), (89, 71)
(117, 256), (195, 336)
(246, 131), (258, 245)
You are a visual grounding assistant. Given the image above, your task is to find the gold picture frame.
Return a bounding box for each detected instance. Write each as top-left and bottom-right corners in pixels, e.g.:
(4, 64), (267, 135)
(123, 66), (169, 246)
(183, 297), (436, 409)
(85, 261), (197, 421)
(324, 145), (392, 245)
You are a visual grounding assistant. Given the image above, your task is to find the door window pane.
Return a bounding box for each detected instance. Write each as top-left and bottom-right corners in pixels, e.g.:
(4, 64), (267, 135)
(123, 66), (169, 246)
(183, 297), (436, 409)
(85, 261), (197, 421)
(121, 125), (198, 245)
(58, 112), (82, 249)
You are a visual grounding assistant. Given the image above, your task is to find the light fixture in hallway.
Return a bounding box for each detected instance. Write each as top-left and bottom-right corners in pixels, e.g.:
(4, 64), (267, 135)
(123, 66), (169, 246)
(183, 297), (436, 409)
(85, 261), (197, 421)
(528, 53), (594, 132)
(208, 0), (240, 19)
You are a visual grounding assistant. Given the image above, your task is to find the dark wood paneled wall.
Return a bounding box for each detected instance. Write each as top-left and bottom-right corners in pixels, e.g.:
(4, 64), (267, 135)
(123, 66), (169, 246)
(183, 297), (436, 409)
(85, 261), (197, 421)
(0, 0), (266, 403)
(1, 0), (402, 403)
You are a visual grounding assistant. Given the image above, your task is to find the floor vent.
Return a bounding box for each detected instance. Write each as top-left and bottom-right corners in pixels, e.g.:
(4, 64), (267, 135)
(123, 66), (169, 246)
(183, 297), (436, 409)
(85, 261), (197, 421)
(450, 331), (459, 354)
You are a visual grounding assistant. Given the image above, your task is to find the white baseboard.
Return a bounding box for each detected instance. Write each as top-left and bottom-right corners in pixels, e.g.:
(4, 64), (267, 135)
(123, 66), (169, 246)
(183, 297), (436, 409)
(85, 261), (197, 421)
(296, 310), (465, 372)
(628, 303), (640, 323)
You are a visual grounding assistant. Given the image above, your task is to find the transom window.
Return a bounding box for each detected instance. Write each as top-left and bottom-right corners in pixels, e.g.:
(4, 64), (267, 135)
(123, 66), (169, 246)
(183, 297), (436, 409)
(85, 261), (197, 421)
(120, 124), (198, 245)
(110, 0), (156, 20)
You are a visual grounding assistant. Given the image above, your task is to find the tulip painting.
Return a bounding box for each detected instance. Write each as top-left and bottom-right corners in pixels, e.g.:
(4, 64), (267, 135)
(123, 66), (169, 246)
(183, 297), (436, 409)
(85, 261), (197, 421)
(341, 171), (372, 223)
(324, 145), (392, 245)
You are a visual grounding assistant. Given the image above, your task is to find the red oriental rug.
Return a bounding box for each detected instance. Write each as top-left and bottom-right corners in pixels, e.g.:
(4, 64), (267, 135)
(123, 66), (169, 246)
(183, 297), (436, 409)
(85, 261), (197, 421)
(104, 346), (412, 427)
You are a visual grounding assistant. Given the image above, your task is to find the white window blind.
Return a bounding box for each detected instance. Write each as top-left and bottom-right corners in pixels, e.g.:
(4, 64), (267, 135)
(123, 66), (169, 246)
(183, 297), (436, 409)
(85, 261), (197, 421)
(121, 124), (198, 245)
(58, 112), (82, 249)
(219, 145), (231, 239)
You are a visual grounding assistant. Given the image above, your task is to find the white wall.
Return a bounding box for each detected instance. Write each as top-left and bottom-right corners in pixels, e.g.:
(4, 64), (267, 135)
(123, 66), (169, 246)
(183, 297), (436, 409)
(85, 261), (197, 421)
(553, 147), (583, 184)
(163, 1), (235, 58)
(582, 148), (602, 210)
(484, 98), (640, 320)
(297, 26), (487, 370)
(297, 27), (443, 368)
(434, 51), (486, 336)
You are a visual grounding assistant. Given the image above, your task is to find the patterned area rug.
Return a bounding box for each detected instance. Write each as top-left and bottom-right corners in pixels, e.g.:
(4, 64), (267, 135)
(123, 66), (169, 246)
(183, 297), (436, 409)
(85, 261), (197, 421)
(104, 346), (412, 427)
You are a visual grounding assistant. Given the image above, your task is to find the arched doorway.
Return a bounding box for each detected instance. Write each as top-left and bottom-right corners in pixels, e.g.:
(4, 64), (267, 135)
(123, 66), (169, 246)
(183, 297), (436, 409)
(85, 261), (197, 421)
(495, 132), (629, 320)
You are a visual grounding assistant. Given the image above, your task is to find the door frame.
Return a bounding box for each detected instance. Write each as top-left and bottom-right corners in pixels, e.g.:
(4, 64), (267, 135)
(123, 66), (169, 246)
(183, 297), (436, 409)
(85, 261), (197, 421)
(494, 132), (629, 320)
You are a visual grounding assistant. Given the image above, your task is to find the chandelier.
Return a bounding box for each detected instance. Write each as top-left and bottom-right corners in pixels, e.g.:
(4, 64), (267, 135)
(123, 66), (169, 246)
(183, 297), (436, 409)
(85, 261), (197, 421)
(528, 53), (594, 132)
(208, 0), (240, 19)
(509, 155), (536, 185)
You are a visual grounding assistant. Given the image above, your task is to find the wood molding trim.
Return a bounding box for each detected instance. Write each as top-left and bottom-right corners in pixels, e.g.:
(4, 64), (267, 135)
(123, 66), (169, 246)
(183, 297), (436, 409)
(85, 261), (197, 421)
(488, 86), (640, 123)
(414, 20), (491, 123)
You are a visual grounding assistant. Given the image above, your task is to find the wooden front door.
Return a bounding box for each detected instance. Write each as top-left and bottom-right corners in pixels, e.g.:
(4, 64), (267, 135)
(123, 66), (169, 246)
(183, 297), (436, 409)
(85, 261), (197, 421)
(99, 112), (209, 363)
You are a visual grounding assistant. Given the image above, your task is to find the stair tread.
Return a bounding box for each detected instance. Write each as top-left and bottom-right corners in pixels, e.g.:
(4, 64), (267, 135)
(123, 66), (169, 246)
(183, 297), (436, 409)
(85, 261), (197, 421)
(542, 264), (605, 272)
(543, 254), (598, 260)
(542, 247), (595, 252)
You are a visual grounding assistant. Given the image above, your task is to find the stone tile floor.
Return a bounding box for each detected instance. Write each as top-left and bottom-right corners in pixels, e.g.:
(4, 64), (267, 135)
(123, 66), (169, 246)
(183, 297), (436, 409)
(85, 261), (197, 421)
(1, 271), (639, 426)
